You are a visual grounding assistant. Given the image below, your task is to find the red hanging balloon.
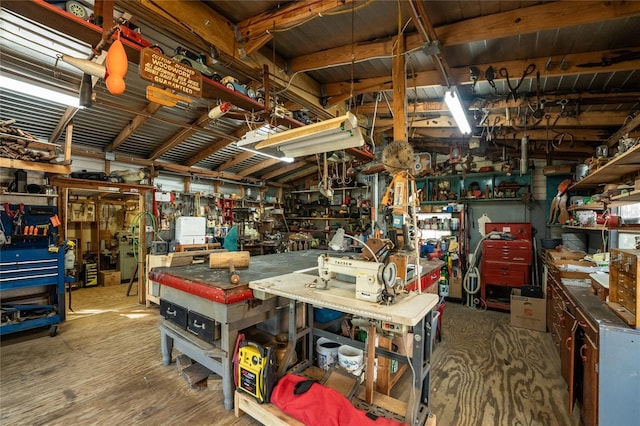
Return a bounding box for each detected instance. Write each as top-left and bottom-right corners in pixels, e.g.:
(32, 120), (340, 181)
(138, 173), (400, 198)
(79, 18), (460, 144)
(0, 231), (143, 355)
(105, 30), (128, 95)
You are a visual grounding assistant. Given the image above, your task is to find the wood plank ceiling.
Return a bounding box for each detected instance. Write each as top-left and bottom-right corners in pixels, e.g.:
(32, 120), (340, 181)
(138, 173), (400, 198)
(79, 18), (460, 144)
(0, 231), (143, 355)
(1, 0), (639, 187)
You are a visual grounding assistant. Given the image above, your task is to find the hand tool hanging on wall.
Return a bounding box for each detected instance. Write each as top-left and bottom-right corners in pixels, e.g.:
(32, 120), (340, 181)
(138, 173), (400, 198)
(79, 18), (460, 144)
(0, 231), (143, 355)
(3, 203), (24, 235)
(499, 64), (536, 102)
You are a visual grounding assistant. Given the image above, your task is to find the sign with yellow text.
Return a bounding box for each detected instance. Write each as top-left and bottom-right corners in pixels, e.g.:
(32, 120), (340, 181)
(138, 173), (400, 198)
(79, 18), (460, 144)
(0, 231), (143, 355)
(139, 48), (202, 98)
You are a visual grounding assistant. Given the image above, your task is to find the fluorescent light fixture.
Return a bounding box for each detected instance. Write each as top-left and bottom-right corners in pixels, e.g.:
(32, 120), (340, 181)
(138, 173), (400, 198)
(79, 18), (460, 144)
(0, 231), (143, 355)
(237, 146), (294, 163)
(444, 87), (471, 134)
(255, 112), (365, 158)
(0, 75), (81, 108)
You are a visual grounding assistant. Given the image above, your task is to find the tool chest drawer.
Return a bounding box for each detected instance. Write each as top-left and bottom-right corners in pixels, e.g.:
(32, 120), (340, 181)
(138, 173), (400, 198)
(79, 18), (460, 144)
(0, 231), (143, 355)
(608, 248), (640, 327)
(482, 262), (529, 286)
(482, 240), (532, 263)
(160, 299), (188, 329)
(186, 310), (221, 343)
(0, 247), (65, 336)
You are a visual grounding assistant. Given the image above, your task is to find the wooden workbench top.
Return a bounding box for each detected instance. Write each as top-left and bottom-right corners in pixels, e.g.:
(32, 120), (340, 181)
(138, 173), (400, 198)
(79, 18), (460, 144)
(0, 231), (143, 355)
(148, 250), (443, 305)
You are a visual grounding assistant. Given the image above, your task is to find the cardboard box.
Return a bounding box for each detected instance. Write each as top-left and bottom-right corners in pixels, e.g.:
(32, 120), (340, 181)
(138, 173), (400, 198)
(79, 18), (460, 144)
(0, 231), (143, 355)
(554, 259), (596, 279)
(510, 289), (546, 332)
(547, 250), (587, 261)
(448, 276), (462, 299)
(100, 270), (121, 286)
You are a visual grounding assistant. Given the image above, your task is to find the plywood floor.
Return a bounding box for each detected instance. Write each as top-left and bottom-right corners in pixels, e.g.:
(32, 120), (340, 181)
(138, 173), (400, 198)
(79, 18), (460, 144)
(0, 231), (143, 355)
(1, 285), (579, 425)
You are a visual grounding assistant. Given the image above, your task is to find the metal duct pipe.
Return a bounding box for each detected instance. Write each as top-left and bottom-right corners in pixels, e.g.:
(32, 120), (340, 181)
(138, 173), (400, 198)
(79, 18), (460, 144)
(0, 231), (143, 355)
(520, 135), (529, 174)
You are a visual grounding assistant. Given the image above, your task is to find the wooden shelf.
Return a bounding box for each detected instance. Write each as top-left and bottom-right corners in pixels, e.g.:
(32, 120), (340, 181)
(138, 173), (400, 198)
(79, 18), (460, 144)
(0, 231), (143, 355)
(570, 144), (640, 190)
(290, 186), (369, 194)
(563, 224), (640, 232)
(563, 225), (608, 231)
(3, 0), (303, 128)
(610, 189), (640, 207)
(0, 158), (70, 174)
(0, 192), (57, 198)
(569, 202), (606, 211)
(463, 197), (523, 202)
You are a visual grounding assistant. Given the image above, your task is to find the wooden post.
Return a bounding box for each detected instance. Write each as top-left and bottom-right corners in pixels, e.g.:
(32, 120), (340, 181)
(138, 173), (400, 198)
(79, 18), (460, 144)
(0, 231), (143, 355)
(365, 324), (376, 403)
(392, 33), (407, 142)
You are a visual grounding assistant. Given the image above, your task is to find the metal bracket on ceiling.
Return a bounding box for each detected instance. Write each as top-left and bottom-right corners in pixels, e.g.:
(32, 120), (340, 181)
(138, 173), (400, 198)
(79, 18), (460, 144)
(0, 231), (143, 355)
(421, 40), (441, 56)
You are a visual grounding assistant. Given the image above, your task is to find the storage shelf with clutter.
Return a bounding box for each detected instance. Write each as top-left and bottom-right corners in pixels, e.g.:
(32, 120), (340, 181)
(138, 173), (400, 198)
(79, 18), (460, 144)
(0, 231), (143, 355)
(416, 171), (532, 204)
(415, 211), (463, 300)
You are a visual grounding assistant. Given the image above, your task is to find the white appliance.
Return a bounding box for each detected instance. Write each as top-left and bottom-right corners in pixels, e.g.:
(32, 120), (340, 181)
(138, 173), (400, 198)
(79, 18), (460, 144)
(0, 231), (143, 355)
(175, 216), (206, 244)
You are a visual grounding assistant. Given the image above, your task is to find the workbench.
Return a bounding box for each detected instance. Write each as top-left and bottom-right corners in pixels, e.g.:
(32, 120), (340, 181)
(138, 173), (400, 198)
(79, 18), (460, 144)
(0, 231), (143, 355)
(249, 269), (440, 425)
(149, 250), (442, 414)
(148, 250), (331, 410)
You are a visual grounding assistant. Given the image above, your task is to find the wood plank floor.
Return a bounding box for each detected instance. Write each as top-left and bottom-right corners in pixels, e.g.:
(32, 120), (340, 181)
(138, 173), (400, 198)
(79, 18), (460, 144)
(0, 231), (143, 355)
(1, 285), (580, 425)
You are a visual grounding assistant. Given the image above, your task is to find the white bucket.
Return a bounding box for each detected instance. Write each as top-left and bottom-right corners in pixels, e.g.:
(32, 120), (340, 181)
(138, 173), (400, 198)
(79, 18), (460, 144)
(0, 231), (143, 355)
(562, 232), (587, 251)
(316, 338), (340, 370)
(338, 345), (364, 376)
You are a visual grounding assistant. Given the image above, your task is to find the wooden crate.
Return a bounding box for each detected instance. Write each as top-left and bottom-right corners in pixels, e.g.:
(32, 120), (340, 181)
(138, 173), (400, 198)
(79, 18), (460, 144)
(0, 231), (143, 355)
(234, 391), (303, 426)
(608, 248), (640, 327)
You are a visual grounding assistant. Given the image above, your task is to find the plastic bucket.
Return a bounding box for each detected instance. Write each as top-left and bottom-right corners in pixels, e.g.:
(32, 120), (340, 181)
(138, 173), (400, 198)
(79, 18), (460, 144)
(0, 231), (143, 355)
(562, 232), (587, 251)
(316, 338), (340, 370)
(338, 345), (364, 375)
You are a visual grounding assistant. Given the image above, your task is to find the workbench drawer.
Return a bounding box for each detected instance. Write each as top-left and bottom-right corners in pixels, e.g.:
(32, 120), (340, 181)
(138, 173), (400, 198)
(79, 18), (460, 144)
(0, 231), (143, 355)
(186, 311), (220, 344)
(160, 299), (188, 329)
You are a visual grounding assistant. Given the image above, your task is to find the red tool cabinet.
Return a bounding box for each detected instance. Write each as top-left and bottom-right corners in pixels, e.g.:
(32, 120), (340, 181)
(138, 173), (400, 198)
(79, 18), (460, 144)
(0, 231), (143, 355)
(481, 222), (532, 311)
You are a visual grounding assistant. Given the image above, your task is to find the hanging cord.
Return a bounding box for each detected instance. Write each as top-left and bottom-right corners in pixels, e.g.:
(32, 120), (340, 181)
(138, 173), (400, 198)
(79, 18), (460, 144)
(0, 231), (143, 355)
(462, 231), (504, 309)
(369, 92), (382, 149)
(129, 211), (158, 263)
(348, 0), (355, 107)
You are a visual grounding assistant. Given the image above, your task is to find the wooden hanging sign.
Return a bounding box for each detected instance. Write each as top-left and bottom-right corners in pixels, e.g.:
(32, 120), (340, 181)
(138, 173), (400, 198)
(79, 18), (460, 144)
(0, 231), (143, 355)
(139, 48), (202, 98)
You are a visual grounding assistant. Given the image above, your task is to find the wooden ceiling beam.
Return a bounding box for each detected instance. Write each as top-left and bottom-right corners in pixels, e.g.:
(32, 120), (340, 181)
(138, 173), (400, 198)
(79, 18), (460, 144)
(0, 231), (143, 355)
(236, 0), (356, 56)
(604, 112), (640, 147)
(436, 1), (640, 47)
(323, 48), (640, 101)
(260, 160), (309, 180)
(409, 128), (609, 143)
(185, 126), (246, 166)
(147, 112), (211, 160)
(217, 151), (253, 171)
(134, 0), (237, 56)
(292, 2), (640, 73)
(237, 158), (280, 177)
(357, 94), (640, 117)
(106, 102), (162, 152)
(290, 32), (422, 74)
(381, 111), (632, 129)
(276, 165), (319, 184)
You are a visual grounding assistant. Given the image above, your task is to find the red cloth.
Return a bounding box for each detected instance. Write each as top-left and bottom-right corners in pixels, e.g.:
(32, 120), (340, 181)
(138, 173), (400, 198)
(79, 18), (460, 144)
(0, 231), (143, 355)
(271, 374), (407, 426)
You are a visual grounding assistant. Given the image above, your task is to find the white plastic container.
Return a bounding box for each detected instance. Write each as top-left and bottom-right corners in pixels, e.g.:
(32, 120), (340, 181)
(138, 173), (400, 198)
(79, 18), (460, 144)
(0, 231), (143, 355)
(338, 345), (364, 376)
(316, 338), (340, 370)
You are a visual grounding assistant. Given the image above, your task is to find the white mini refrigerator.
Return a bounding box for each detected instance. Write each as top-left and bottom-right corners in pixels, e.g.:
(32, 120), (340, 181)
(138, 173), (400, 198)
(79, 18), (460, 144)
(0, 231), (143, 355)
(175, 216), (206, 244)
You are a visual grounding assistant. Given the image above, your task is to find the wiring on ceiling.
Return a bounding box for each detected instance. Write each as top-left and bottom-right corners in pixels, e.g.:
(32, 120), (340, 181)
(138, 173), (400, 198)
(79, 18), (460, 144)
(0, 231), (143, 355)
(407, 0), (451, 88)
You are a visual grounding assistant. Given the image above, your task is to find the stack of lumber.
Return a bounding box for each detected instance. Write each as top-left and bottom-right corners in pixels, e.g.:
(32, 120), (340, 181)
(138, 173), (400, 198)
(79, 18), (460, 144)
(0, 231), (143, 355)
(0, 119), (58, 162)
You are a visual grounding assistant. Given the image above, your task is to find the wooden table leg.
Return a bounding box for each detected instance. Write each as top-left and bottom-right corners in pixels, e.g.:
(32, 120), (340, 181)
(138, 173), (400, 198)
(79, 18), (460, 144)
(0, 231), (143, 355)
(365, 324), (376, 403)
